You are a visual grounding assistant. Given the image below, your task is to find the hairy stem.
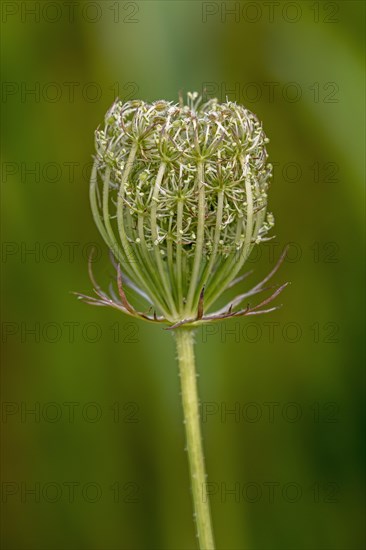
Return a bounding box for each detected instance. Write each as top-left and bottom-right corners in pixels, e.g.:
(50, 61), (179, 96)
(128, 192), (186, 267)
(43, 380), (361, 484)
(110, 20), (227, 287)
(174, 328), (215, 550)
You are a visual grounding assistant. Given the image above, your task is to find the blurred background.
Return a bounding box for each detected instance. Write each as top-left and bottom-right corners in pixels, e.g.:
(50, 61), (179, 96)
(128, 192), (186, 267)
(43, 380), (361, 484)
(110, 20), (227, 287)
(1, 1), (365, 549)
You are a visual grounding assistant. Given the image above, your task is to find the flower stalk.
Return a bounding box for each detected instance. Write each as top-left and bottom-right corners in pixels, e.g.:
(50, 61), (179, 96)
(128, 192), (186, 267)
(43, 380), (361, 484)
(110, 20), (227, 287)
(175, 328), (215, 550)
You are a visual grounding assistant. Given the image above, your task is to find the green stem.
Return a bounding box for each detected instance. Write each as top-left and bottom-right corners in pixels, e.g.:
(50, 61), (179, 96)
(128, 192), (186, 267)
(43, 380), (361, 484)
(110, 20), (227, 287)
(174, 328), (215, 550)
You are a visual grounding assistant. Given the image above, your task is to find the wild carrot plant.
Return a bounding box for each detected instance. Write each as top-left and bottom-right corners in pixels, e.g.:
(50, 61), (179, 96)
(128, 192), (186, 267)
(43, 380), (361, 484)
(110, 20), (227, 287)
(77, 92), (288, 549)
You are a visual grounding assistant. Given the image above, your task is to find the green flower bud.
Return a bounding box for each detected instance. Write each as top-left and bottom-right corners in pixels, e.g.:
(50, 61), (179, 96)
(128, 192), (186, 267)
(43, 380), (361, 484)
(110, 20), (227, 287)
(79, 93), (288, 328)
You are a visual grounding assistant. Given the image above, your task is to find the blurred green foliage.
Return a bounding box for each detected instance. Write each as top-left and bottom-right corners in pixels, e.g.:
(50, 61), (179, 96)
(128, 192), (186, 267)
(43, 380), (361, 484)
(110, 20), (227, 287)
(1, 1), (365, 549)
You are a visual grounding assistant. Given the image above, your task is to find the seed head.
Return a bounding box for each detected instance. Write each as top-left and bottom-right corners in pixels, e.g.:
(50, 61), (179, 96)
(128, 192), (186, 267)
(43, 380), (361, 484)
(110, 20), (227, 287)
(79, 92), (287, 327)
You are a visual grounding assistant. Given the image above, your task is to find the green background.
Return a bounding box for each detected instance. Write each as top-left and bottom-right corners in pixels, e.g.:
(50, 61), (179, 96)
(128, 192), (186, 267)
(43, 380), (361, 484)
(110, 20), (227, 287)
(1, 1), (365, 549)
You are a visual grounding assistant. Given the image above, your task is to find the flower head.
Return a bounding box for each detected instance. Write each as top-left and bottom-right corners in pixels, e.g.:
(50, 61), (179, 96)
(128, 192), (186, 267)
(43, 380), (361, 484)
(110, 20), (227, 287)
(78, 92), (288, 327)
